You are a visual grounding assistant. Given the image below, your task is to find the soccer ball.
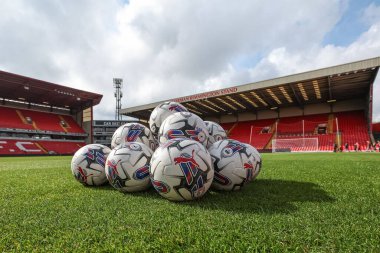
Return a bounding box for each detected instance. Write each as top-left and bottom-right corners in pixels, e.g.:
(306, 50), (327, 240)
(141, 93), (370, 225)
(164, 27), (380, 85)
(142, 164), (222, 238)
(150, 138), (214, 201)
(158, 111), (209, 148)
(208, 139), (262, 191)
(204, 121), (227, 147)
(149, 101), (188, 136)
(105, 142), (153, 192)
(71, 144), (111, 186)
(111, 122), (157, 150)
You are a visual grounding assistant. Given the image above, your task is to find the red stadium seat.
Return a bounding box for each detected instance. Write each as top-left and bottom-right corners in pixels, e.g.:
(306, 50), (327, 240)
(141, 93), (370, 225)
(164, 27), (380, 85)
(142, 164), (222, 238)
(212, 110), (370, 152)
(277, 114), (328, 135)
(334, 111), (370, 151)
(0, 138), (84, 155)
(38, 140), (84, 154)
(0, 107), (34, 130)
(0, 107), (86, 155)
(221, 119), (276, 149)
(0, 106), (85, 134)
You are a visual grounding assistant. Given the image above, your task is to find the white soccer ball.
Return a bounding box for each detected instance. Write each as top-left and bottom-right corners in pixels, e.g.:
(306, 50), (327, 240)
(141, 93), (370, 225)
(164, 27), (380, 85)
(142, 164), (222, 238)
(111, 122), (157, 150)
(150, 138), (214, 201)
(158, 112), (209, 148)
(149, 101), (188, 136)
(204, 121), (227, 147)
(208, 139), (262, 191)
(71, 144), (111, 186)
(105, 142), (153, 192)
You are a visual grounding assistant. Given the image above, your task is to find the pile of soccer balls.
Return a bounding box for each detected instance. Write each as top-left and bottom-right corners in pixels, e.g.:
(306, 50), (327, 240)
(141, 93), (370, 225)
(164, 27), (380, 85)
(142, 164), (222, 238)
(71, 101), (262, 201)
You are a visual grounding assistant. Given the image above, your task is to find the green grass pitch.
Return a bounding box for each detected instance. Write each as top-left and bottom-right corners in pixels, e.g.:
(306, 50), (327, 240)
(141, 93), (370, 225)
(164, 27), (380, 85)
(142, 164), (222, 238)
(0, 153), (379, 252)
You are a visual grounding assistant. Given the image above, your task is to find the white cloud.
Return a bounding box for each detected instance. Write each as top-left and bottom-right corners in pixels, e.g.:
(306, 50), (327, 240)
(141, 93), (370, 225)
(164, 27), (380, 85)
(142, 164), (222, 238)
(1, 0), (379, 122)
(244, 9), (380, 121)
(108, 0), (344, 105)
(362, 2), (380, 25)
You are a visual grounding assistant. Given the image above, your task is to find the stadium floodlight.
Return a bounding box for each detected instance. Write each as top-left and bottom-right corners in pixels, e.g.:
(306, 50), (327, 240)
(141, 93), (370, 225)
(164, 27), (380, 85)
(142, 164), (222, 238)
(113, 78), (123, 87)
(113, 78), (123, 120)
(272, 137), (319, 153)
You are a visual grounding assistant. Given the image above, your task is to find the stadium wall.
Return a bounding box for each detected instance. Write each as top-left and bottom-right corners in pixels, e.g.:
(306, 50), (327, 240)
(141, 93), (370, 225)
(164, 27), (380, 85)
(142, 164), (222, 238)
(238, 112), (257, 121)
(82, 107), (93, 144)
(258, 110), (278, 120)
(93, 120), (132, 147)
(332, 98), (366, 113)
(280, 107), (303, 117)
(304, 104), (330, 115)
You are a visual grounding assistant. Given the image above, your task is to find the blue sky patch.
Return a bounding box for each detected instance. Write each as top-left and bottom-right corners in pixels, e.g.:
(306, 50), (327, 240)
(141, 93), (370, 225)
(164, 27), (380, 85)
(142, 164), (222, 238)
(323, 0), (378, 46)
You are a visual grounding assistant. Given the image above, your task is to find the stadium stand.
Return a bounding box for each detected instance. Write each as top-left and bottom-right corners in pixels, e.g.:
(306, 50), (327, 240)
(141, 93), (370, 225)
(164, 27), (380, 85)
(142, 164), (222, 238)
(222, 119), (276, 149)
(317, 134), (336, 151)
(0, 106), (35, 130)
(61, 115), (86, 134)
(122, 57), (380, 153)
(221, 110), (370, 152)
(37, 140), (85, 154)
(0, 106), (88, 155)
(0, 106), (85, 134)
(334, 111), (370, 151)
(0, 138), (85, 155)
(0, 139), (43, 155)
(277, 114), (329, 135)
(0, 69), (102, 156)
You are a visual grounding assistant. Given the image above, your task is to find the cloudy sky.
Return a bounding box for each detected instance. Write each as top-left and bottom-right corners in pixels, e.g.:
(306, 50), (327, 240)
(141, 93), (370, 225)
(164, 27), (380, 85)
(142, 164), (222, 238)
(1, 0), (380, 121)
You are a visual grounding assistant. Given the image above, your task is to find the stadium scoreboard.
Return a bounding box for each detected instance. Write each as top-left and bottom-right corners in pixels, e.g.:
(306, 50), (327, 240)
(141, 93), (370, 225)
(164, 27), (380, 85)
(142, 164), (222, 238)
(93, 120), (131, 147)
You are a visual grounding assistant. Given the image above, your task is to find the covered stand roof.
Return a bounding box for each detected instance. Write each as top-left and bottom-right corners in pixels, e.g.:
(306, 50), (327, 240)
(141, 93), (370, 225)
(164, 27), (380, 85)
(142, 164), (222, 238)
(121, 57), (380, 120)
(0, 70), (102, 110)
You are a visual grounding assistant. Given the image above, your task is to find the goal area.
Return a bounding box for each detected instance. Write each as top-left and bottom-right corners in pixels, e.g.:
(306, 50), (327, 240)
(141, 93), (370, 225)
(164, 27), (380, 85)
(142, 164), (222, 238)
(272, 138), (319, 152)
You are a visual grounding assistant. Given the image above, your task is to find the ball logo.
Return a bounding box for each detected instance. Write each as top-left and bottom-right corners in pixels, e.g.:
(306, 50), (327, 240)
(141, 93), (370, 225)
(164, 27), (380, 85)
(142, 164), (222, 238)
(168, 104), (186, 112)
(185, 129), (201, 141)
(84, 148), (106, 166)
(133, 165), (150, 180)
(166, 129), (185, 139)
(126, 124), (144, 142)
(166, 128), (203, 142)
(75, 166), (92, 183)
(192, 176), (205, 197)
(107, 159), (121, 179)
(152, 180), (170, 193)
(174, 150), (200, 185)
(106, 159), (125, 189)
(174, 150), (206, 197)
(222, 141), (245, 157)
(213, 171), (231, 186)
